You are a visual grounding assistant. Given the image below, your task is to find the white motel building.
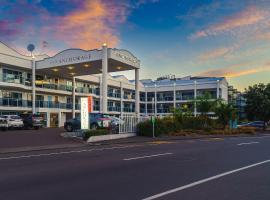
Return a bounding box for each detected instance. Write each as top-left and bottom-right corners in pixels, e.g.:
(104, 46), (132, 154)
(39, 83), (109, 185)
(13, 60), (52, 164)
(0, 41), (228, 127)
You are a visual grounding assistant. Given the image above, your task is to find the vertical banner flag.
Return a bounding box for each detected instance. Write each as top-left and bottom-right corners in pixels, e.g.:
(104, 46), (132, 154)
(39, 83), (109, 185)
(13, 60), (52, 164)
(80, 97), (89, 129)
(88, 96), (93, 113)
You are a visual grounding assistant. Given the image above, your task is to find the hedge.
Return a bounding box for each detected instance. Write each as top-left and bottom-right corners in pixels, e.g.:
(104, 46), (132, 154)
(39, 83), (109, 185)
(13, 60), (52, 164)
(83, 129), (109, 140)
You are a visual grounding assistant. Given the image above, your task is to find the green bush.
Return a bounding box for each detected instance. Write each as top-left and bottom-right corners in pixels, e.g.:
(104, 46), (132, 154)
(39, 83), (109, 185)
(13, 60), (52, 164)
(83, 129), (109, 140)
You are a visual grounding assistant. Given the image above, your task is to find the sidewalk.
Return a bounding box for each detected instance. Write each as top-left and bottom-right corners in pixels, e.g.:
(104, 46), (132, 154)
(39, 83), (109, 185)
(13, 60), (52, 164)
(0, 128), (85, 154)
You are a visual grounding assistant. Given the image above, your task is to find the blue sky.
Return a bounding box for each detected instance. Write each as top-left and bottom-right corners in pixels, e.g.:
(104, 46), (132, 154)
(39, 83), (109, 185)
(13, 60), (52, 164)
(1, 0), (270, 90)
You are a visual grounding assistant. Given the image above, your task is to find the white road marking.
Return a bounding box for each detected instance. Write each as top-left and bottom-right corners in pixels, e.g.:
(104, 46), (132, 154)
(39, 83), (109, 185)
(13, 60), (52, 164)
(0, 144), (142, 161)
(237, 142), (260, 146)
(142, 159), (270, 200)
(123, 153), (173, 161)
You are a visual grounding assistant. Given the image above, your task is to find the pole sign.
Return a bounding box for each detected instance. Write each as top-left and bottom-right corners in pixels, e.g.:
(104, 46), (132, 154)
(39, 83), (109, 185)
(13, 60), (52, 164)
(80, 97), (89, 129)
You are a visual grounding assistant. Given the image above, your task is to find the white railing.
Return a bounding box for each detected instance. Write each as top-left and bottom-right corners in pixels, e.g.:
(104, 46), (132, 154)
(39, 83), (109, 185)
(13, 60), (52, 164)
(118, 114), (149, 134)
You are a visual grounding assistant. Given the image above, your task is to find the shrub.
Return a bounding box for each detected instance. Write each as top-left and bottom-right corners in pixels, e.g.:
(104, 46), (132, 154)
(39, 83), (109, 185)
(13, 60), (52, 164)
(83, 129), (109, 140)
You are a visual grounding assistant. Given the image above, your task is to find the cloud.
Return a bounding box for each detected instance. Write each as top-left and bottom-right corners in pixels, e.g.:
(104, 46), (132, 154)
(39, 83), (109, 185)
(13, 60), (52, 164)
(190, 6), (269, 39)
(197, 62), (270, 78)
(52, 0), (128, 49)
(198, 47), (232, 61)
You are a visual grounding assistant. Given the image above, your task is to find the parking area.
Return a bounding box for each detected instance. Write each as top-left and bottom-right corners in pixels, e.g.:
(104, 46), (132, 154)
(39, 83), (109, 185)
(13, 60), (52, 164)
(0, 128), (84, 153)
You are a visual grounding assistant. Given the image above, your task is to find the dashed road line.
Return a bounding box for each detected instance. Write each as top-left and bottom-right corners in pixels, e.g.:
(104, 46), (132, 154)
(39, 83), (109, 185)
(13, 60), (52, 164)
(237, 142), (260, 146)
(123, 153), (173, 161)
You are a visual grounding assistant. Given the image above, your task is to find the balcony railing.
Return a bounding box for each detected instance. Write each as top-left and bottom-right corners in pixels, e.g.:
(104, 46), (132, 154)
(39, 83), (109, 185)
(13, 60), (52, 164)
(108, 106), (121, 112)
(0, 98), (81, 110)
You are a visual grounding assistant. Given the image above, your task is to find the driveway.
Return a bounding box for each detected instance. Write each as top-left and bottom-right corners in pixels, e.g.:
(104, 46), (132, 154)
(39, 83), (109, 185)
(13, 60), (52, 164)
(0, 128), (84, 153)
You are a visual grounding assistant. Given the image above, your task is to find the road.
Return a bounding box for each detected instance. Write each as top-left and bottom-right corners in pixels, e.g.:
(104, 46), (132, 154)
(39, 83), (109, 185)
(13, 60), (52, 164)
(1, 135), (270, 200)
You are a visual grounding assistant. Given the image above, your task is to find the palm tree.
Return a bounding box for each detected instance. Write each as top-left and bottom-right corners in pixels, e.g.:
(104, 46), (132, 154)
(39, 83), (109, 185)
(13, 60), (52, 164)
(215, 101), (237, 129)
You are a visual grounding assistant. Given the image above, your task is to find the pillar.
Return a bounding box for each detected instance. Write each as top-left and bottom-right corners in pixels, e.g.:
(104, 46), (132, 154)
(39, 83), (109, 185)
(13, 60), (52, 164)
(145, 86), (148, 115)
(46, 112), (50, 128)
(120, 82), (123, 117)
(217, 80), (220, 99)
(58, 111), (61, 128)
(72, 76), (76, 118)
(32, 58), (36, 114)
(194, 80), (197, 117)
(102, 44), (108, 114)
(173, 82), (176, 109)
(154, 84), (157, 116)
(135, 68), (140, 117)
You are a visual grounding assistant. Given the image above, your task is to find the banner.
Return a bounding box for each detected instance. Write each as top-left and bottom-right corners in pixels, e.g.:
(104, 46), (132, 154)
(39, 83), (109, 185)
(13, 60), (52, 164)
(88, 96), (93, 113)
(80, 97), (89, 129)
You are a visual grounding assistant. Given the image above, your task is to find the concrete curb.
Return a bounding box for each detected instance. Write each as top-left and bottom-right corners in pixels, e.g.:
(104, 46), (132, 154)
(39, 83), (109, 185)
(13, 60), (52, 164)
(87, 133), (136, 143)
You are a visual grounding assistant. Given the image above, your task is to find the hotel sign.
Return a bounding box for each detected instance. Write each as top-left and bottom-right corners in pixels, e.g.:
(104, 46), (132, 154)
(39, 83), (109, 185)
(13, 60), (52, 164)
(80, 97), (89, 130)
(49, 54), (91, 65)
(115, 52), (139, 65)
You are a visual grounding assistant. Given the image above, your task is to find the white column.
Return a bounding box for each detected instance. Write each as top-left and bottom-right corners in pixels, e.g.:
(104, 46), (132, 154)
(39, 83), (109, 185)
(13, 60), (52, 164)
(194, 80), (197, 117)
(145, 86), (148, 115)
(217, 80), (220, 99)
(99, 76), (102, 112)
(154, 84), (157, 116)
(120, 82), (123, 117)
(32, 58), (36, 114)
(46, 112), (50, 128)
(72, 77), (76, 118)
(58, 111), (61, 128)
(102, 44), (108, 114)
(173, 82), (176, 109)
(135, 68), (140, 116)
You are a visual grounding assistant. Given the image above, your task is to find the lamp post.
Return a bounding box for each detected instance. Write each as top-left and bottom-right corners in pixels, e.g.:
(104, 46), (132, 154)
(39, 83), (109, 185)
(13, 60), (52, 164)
(27, 44), (36, 114)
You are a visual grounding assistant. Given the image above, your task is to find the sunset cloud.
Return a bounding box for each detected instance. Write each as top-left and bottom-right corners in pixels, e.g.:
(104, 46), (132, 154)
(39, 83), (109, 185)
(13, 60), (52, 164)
(198, 62), (270, 78)
(53, 0), (128, 49)
(190, 6), (269, 39)
(198, 47), (232, 61)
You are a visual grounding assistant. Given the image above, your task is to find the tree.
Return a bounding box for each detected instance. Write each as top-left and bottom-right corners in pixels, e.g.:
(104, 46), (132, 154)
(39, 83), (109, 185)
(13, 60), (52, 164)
(194, 92), (217, 128)
(215, 101), (237, 129)
(244, 83), (270, 129)
(195, 92), (217, 116)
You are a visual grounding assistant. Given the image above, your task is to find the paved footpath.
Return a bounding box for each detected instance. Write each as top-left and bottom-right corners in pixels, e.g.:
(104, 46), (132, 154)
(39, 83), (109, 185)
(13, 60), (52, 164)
(0, 128), (85, 153)
(1, 134), (270, 200)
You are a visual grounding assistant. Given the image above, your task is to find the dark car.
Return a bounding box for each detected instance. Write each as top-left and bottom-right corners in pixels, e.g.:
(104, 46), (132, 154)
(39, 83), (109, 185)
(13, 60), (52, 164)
(64, 113), (111, 132)
(20, 113), (45, 129)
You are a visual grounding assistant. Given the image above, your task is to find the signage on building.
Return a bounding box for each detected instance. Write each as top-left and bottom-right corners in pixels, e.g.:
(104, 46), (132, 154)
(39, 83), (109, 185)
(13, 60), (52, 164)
(80, 97), (89, 129)
(88, 96), (93, 113)
(49, 54), (91, 65)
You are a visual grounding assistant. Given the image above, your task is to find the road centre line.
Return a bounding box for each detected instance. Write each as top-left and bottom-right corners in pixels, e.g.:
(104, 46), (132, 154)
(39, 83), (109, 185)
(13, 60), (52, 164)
(0, 144), (143, 161)
(142, 159), (270, 200)
(123, 153), (173, 161)
(237, 142), (260, 146)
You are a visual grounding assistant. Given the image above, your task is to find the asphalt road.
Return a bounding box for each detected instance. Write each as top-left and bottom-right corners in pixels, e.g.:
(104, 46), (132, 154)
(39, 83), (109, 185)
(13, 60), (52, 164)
(1, 135), (270, 200)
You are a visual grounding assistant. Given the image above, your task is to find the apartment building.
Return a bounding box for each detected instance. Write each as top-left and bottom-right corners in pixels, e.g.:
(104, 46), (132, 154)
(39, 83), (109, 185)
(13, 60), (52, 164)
(0, 41), (228, 127)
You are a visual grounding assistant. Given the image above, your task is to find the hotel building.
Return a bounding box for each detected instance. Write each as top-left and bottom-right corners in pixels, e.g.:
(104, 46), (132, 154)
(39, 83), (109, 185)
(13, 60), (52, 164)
(0, 42), (228, 127)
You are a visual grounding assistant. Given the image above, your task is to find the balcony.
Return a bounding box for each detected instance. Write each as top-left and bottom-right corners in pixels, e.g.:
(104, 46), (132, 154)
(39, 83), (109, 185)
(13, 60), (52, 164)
(0, 98), (81, 110)
(108, 92), (121, 98)
(108, 106), (121, 112)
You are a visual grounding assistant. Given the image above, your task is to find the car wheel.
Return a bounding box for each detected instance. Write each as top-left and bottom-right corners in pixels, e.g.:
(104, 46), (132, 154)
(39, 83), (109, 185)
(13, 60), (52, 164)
(66, 124), (73, 132)
(91, 123), (98, 130)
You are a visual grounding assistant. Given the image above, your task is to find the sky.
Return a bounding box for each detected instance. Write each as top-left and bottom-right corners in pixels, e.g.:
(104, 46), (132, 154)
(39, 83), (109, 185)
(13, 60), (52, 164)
(1, 0), (270, 91)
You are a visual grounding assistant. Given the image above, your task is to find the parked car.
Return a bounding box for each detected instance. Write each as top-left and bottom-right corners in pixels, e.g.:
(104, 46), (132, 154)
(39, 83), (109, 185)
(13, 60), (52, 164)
(64, 113), (112, 132)
(0, 115), (24, 130)
(238, 121), (267, 129)
(20, 113), (45, 129)
(0, 116), (8, 130)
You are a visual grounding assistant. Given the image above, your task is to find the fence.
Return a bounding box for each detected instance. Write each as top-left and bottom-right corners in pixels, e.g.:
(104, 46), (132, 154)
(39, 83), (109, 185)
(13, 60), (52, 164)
(118, 114), (149, 134)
